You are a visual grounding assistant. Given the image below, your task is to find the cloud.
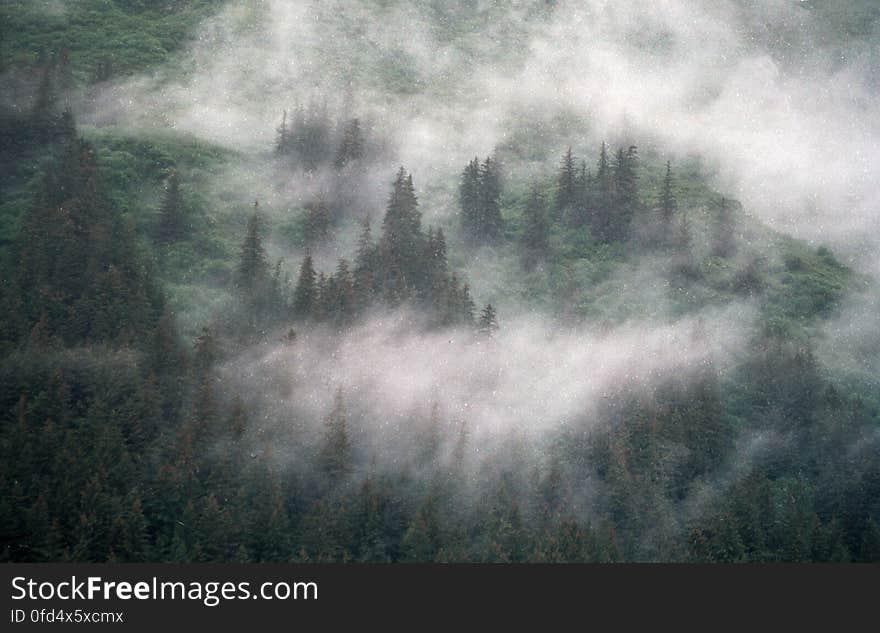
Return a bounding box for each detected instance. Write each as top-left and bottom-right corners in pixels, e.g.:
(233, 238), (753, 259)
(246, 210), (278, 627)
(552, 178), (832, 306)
(88, 0), (879, 272)
(224, 303), (754, 471)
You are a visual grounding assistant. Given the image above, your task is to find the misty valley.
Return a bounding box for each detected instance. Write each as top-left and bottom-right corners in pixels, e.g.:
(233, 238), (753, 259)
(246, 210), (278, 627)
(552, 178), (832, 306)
(0, 0), (878, 564)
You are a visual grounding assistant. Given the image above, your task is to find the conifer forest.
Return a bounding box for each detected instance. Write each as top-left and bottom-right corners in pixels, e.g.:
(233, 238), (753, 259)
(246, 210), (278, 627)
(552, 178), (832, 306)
(1, 0), (879, 563)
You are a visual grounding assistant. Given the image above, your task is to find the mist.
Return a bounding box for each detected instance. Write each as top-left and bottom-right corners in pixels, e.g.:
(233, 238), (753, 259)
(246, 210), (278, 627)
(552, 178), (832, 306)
(87, 0), (879, 269)
(4, 0), (877, 563)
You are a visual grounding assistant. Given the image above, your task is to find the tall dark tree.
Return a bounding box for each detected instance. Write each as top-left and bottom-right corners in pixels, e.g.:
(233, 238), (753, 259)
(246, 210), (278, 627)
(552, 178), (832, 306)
(593, 142), (614, 241)
(304, 196), (331, 245)
(293, 253), (317, 318)
(275, 110), (289, 155)
(478, 304), (499, 337)
(479, 156), (504, 241)
(327, 258), (355, 325)
(460, 156), (503, 242)
(353, 218), (377, 309)
(611, 145), (639, 242)
(236, 202), (269, 296)
(318, 388), (351, 483)
(31, 51), (58, 142)
(555, 147), (578, 221)
(154, 172), (186, 246)
(379, 167), (423, 292)
(334, 118), (365, 169)
(520, 184), (550, 270)
(459, 158), (481, 238)
(658, 160), (676, 246)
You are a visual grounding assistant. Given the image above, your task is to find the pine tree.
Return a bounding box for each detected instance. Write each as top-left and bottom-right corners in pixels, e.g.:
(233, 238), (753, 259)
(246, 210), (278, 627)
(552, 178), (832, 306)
(478, 304), (499, 336)
(520, 184), (550, 270)
(328, 258), (355, 325)
(353, 218), (376, 309)
(293, 253), (317, 317)
(304, 196), (331, 245)
(236, 202), (269, 295)
(459, 158), (481, 238)
(334, 118), (365, 168)
(319, 388), (351, 483)
(611, 145), (639, 242)
(275, 110), (289, 155)
(659, 160), (676, 246)
(479, 156), (503, 241)
(154, 172), (186, 246)
(31, 50), (58, 143)
(555, 147), (578, 221)
(594, 142), (613, 241)
(402, 497), (442, 561)
(192, 326), (218, 377)
(379, 168), (423, 293)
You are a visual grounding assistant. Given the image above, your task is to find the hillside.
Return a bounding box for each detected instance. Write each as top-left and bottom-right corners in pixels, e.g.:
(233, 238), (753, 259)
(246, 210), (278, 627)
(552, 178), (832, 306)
(0, 0), (878, 563)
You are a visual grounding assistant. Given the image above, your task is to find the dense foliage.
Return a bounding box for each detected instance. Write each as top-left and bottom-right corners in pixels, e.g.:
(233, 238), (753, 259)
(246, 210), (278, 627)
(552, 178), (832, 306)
(1, 2), (878, 563)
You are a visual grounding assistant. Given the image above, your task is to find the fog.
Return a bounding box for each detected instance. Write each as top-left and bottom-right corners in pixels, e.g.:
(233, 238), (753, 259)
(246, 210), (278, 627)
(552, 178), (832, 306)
(75, 1), (879, 501)
(89, 0), (879, 268)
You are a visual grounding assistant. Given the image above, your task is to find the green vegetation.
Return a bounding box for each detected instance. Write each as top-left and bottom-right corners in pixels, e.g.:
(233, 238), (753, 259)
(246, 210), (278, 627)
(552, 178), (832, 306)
(0, 0), (878, 564)
(0, 1), (225, 80)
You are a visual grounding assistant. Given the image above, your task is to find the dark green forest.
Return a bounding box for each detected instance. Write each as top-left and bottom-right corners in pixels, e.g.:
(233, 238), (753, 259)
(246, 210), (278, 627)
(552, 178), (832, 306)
(1, 0), (879, 563)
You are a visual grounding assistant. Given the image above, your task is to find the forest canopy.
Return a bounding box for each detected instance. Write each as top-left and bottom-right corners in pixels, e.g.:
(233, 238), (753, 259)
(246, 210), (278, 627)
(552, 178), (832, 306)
(0, 0), (878, 564)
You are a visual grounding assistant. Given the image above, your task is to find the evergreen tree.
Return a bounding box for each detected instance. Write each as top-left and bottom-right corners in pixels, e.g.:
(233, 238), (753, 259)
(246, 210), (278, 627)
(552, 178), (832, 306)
(402, 497), (442, 561)
(275, 110), (289, 155)
(479, 156), (504, 241)
(328, 258), (355, 325)
(520, 184), (550, 269)
(478, 304), (499, 336)
(379, 168), (423, 293)
(31, 51), (58, 143)
(334, 118), (365, 168)
(611, 145), (639, 242)
(659, 160), (676, 246)
(319, 388), (351, 483)
(154, 172), (186, 246)
(555, 147), (578, 221)
(353, 218), (376, 309)
(304, 196), (331, 245)
(459, 158), (481, 238)
(236, 202), (269, 296)
(293, 253), (317, 318)
(593, 142), (614, 241)
(192, 326), (218, 377)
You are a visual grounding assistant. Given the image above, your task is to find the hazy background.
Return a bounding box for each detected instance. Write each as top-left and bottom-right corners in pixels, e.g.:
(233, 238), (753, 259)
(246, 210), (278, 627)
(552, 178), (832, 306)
(76, 0), (880, 472)
(86, 0), (880, 270)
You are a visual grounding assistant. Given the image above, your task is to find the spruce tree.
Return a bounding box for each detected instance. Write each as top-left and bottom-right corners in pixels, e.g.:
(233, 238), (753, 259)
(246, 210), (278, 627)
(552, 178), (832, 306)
(293, 253), (317, 317)
(319, 388), (351, 483)
(236, 202), (269, 296)
(334, 118), (365, 168)
(459, 158), (481, 238)
(659, 160), (676, 246)
(594, 142), (613, 241)
(611, 145), (639, 242)
(275, 110), (289, 155)
(555, 147), (577, 221)
(354, 218), (376, 309)
(520, 184), (550, 270)
(328, 258), (355, 325)
(478, 304), (499, 336)
(379, 167), (423, 293)
(154, 172), (185, 246)
(479, 156), (503, 241)
(304, 195), (331, 245)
